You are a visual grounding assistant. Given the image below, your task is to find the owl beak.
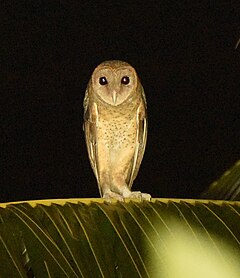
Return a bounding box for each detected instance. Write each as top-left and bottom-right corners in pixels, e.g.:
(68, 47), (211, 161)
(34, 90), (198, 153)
(112, 91), (117, 104)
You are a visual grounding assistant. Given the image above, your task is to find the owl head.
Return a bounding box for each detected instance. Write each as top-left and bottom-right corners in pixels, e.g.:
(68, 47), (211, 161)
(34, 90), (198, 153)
(90, 60), (140, 106)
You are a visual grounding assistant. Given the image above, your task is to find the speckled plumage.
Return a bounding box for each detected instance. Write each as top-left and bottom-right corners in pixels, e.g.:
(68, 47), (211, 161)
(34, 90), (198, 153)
(83, 60), (151, 201)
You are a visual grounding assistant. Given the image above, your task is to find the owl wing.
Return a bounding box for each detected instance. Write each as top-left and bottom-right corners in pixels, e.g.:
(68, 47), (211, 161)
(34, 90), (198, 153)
(128, 87), (148, 189)
(83, 88), (100, 188)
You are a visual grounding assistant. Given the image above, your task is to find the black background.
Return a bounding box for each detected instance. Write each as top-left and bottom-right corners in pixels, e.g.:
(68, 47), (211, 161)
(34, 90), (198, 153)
(1, 1), (239, 202)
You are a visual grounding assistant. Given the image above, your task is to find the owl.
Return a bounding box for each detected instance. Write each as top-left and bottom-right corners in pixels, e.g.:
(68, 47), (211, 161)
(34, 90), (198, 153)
(83, 60), (151, 201)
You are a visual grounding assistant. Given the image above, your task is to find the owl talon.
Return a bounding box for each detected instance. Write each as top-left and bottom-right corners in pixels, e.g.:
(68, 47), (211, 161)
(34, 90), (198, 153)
(141, 193), (151, 201)
(103, 191), (124, 202)
(123, 191), (151, 201)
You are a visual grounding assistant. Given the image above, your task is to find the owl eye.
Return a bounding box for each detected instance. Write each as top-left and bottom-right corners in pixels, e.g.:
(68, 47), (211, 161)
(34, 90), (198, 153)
(121, 76), (130, 85)
(99, 77), (108, 85)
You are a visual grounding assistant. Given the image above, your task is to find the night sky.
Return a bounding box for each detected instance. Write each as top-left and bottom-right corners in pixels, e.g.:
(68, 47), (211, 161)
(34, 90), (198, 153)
(1, 1), (240, 203)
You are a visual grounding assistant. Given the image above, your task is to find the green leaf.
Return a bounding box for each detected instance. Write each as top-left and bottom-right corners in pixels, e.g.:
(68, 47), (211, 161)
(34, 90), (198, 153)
(0, 199), (240, 277)
(0, 208), (27, 277)
(201, 160), (240, 201)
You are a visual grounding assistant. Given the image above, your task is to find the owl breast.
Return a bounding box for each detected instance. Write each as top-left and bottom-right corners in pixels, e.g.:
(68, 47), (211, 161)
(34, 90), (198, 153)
(98, 105), (137, 153)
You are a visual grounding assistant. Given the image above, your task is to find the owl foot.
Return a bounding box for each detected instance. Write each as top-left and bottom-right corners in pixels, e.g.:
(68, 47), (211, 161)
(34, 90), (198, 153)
(123, 191), (151, 201)
(103, 191), (124, 202)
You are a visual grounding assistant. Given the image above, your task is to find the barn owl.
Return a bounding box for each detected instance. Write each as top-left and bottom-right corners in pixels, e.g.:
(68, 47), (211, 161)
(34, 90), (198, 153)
(83, 60), (151, 201)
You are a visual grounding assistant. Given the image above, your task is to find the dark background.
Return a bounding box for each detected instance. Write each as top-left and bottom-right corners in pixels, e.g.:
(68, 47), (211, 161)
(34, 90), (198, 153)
(1, 1), (239, 202)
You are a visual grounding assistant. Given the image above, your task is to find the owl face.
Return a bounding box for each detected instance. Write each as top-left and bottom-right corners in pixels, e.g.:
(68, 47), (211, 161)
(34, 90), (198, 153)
(91, 61), (138, 106)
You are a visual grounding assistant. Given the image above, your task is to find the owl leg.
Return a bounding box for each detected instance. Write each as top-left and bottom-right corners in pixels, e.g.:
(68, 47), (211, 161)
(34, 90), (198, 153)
(96, 143), (124, 201)
(99, 171), (124, 201)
